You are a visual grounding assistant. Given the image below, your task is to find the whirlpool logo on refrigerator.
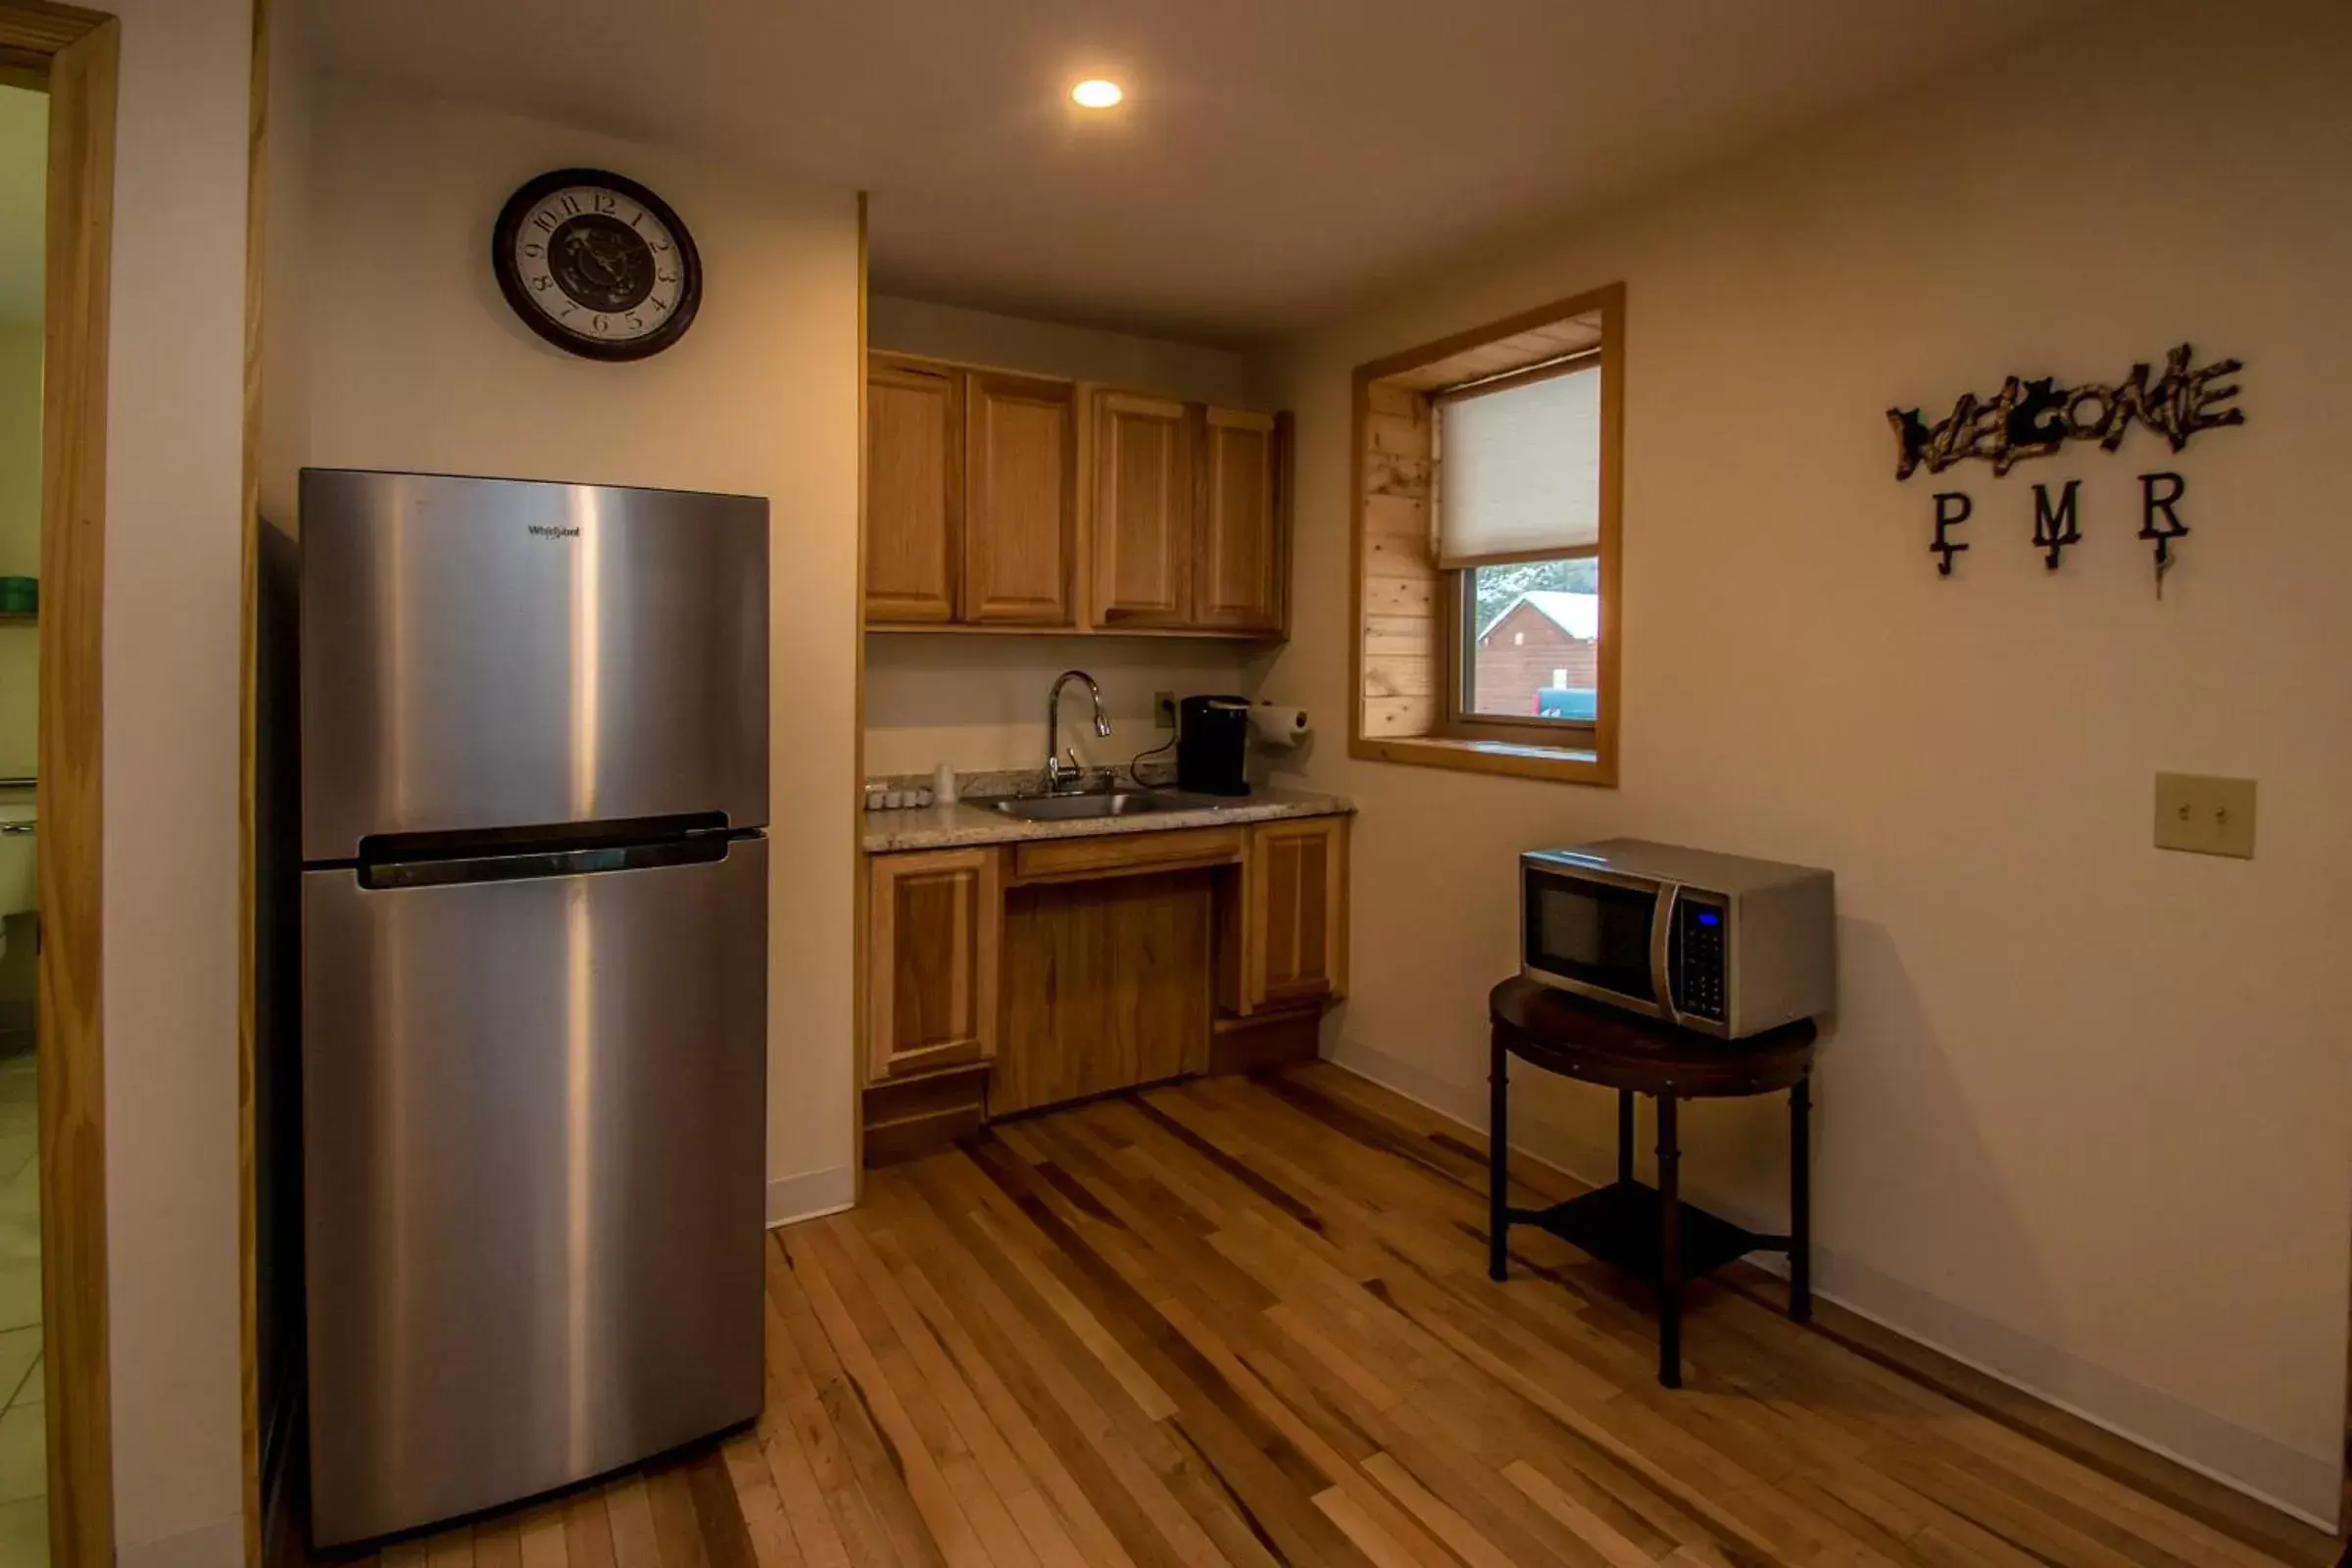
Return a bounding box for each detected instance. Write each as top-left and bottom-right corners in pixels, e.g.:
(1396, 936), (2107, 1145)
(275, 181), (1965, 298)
(525, 523), (582, 539)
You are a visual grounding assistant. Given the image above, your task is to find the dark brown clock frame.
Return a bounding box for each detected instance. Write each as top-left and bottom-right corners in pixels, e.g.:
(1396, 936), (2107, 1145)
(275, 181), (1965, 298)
(491, 167), (704, 363)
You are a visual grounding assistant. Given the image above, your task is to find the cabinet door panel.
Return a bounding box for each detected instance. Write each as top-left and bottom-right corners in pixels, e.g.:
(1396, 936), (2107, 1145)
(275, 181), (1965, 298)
(1247, 817), (1349, 1010)
(865, 358), (961, 623)
(1195, 409), (1284, 633)
(997, 870), (1211, 1116)
(966, 372), (1076, 624)
(1091, 392), (1193, 626)
(868, 848), (1000, 1082)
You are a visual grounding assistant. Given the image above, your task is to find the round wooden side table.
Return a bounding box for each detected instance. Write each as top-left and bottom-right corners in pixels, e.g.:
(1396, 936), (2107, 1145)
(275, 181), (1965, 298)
(1487, 975), (1818, 1388)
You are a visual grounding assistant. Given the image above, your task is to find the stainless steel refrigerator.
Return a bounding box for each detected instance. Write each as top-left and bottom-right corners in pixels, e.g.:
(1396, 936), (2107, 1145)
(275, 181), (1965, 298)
(298, 469), (769, 1546)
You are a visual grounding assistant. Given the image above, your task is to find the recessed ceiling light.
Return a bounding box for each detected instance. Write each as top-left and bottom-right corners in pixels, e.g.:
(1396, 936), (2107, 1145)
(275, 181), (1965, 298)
(1071, 78), (1124, 110)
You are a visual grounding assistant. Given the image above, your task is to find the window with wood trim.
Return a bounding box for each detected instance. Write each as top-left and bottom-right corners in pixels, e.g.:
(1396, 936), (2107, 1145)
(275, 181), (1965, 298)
(1349, 283), (1623, 786)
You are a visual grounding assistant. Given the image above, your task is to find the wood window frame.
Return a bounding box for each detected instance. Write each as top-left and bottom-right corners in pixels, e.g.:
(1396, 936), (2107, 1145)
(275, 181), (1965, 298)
(1348, 282), (1624, 788)
(1440, 543), (1604, 751)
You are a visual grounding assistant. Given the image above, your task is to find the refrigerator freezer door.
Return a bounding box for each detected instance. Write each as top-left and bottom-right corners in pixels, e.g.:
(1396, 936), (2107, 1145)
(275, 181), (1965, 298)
(301, 838), (768, 1545)
(300, 469), (768, 861)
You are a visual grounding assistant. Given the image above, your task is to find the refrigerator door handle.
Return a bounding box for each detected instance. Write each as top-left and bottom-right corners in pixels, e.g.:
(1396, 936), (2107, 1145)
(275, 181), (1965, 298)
(358, 833), (740, 892)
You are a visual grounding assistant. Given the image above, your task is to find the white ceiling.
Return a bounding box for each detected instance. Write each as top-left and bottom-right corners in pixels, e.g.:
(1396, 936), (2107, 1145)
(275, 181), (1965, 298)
(0, 86), (44, 326)
(309, 1), (2075, 345)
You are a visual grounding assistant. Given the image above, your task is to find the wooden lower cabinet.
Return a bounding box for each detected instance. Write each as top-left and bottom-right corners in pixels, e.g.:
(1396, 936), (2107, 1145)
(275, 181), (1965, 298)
(1242, 814), (1349, 1011)
(866, 846), (1001, 1084)
(995, 869), (1213, 1116)
(861, 814), (1349, 1162)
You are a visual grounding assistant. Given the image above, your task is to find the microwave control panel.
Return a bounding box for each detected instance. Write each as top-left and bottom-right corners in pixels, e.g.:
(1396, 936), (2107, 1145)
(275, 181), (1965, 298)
(1671, 895), (1729, 1022)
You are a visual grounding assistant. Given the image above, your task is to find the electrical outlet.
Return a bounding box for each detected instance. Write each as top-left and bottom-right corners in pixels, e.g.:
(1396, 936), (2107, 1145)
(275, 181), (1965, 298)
(2153, 772), (2256, 858)
(1154, 691), (1176, 730)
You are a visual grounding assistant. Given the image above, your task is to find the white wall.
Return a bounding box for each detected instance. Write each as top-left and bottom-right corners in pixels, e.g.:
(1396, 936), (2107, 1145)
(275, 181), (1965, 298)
(863, 297), (1274, 779)
(865, 632), (1275, 778)
(870, 294), (1258, 407)
(291, 78), (863, 1223)
(101, 3), (256, 1565)
(256, 2), (310, 533)
(1268, 0), (2351, 1526)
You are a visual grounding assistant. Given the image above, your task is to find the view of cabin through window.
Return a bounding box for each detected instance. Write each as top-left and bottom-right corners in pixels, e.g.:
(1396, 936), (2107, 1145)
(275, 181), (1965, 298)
(1466, 556), (1600, 719)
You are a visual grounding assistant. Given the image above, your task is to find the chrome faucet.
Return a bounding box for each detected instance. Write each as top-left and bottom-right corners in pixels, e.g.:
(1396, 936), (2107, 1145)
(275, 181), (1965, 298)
(1044, 669), (1111, 793)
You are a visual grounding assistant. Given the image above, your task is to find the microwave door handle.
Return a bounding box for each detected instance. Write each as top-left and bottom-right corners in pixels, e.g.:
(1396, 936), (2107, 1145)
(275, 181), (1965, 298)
(1651, 882), (1681, 1027)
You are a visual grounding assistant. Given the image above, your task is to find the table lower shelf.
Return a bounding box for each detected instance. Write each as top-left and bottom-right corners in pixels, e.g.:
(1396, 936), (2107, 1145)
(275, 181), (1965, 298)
(1506, 1180), (1786, 1287)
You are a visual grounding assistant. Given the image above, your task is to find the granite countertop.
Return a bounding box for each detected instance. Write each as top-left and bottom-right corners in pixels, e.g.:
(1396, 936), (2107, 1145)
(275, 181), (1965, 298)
(861, 785), (1353, 854)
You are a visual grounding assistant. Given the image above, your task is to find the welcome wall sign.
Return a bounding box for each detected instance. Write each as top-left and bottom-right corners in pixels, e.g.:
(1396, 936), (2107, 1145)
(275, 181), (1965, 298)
(1886, 342), (2245, 593)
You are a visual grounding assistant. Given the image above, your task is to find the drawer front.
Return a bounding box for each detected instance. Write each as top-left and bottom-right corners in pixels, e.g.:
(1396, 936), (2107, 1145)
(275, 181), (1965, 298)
(1011, 826), (1245, 884)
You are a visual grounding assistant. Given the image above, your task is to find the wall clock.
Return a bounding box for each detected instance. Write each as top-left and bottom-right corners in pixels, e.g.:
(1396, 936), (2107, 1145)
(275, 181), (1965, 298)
(492, 168), (702, 362)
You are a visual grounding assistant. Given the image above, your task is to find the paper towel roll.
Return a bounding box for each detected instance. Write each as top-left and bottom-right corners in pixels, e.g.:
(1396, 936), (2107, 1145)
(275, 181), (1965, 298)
(1250, 705), (1310, 746)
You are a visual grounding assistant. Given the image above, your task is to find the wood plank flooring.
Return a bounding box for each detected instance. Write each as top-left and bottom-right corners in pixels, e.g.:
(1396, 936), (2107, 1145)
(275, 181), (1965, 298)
(317, 1065), (2346, 1568)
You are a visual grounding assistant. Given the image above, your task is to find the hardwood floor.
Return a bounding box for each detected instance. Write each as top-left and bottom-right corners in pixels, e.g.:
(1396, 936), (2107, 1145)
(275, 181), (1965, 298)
(322, 1065), (2344, 1568)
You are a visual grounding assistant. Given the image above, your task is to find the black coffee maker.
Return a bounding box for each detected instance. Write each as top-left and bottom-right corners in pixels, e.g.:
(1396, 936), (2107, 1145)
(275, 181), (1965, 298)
(1176, 695), (1251, 797)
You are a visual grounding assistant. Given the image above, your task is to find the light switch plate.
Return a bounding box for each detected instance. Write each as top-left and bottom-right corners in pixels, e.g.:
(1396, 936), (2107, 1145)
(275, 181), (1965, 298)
(2153, 772), (2256, 858)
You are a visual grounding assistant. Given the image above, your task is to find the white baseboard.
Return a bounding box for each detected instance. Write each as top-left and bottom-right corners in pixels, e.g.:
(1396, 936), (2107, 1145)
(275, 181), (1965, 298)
(1323, 1036), (2345, 1532)
(1792, 1250), (2342, 1531)
(766, 1163), (857, 1228)
(118, 1516), (243, 1568)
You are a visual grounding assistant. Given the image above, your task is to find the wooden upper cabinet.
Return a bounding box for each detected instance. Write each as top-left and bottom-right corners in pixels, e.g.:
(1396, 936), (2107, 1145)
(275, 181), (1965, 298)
(1245, 816), (1349, 1012)
(865, 356), (961, 623)
(1091, 392), (1194, 627)
(1194, 409), (1285, 632)
(865, 354), (1291, 637)
(963, 372), (1077, 625)
(867, 847), (1002, 1084)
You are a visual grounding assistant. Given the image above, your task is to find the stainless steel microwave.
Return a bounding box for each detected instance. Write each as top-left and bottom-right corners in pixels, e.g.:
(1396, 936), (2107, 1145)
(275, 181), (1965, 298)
(1521, 839), (1836, 1038)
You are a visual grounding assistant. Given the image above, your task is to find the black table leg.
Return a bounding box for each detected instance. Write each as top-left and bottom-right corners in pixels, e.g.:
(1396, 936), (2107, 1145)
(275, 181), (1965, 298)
(1657, 1093), (1682, 1388)
(1790, 1073), (1812, 1323)
(1489, 1029), (1509, 1283)
(1616, 1088), (1635, 1186)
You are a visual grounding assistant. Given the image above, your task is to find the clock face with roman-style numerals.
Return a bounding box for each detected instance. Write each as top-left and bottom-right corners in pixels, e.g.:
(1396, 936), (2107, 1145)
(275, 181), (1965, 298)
(492, 169), (702, 361)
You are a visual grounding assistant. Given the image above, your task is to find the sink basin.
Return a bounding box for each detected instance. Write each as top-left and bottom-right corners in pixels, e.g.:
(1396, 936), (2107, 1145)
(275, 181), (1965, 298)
(986, 790), (1222, 822)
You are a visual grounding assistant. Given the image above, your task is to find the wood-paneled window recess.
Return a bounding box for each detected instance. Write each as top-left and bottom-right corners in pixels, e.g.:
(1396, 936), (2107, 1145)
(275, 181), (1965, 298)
(1349, 282), (1624, 786)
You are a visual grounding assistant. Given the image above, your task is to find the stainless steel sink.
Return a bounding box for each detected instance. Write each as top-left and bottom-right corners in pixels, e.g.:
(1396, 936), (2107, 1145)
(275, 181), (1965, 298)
(985, 790), (1224, 821)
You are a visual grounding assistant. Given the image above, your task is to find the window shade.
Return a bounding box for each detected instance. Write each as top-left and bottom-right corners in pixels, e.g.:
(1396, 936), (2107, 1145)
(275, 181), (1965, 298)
(1436, 362), (1600, 568)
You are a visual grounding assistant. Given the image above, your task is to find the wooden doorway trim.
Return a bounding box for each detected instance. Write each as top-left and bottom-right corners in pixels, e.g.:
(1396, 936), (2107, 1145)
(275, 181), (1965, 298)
(0, 2), (119, 1565)
(238, 0), (270, 1564)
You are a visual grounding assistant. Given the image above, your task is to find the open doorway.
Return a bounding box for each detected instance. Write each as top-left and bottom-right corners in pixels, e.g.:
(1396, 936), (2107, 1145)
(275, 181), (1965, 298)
(0, 5), (119, 1566)
(0, 75), (41, 1566)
